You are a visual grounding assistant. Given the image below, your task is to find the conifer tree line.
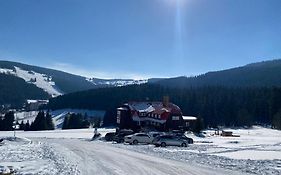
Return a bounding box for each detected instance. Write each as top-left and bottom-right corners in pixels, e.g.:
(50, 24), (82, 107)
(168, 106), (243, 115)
(0, 111), (55, 131)
(48, 84), (281, 130)
(0, 111), (14, 131)
(62, 113), (93, 129)
(27, 111), (55, 131)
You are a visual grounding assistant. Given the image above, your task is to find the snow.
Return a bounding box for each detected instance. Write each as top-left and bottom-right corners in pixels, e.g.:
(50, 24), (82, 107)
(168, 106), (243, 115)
(111, 126), (281, 175)
(15, 111), (39, 124)
(0, 137), (80, 175)
(14, 67), (63, 97)
(0, 66), (63, 97)
(0, 68), (14, 74)
(182, 116), (197, 120)
(0, 126), (280, 175)
(15, 109), (105, 129)
(86, 78), (148, 87)
(0, 128), (114, 139)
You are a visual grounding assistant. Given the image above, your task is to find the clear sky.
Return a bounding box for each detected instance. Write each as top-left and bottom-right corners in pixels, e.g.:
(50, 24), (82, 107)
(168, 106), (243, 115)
(0, 0), (281, 79)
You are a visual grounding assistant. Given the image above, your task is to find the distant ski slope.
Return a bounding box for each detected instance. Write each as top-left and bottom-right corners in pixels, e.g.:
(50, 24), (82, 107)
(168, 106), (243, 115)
(0, 66), (63, 97)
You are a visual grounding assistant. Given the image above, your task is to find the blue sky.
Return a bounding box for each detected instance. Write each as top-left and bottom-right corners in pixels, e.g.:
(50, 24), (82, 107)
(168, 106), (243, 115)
(0, 0), (281, 79)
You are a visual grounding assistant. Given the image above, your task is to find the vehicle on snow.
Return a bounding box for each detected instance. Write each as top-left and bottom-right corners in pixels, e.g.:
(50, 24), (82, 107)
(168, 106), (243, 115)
(113, 129), (134, 143)
(104, 132), (116, 141)
(152, 135), (193, 147)
(124, 133), (153, 144)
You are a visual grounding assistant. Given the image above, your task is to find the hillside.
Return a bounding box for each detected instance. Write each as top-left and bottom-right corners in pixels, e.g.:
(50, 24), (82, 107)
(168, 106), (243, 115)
(0, 73), (50, 108)
(152, 59), (281, 88)
(48, 84), (281, 128)
(0, 60), (149, 106)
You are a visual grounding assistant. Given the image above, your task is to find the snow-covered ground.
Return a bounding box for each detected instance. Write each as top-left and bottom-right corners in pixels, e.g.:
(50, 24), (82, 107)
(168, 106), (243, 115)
(0, 126), (280, 175)
(113, 126), (281, 175)
(0, 137), (80, 175)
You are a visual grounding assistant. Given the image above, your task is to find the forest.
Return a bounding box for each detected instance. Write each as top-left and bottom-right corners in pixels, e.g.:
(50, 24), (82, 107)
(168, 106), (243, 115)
(48, 84), (281, 129)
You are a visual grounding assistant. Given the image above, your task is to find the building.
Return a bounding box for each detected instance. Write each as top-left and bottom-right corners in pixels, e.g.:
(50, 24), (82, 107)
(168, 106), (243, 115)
(25, 100), (49, 111)
(117, 100), (197, 131)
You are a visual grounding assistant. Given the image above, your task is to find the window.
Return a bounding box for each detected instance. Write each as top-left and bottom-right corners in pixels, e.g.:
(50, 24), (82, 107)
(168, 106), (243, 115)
(172, 116), (180, 120)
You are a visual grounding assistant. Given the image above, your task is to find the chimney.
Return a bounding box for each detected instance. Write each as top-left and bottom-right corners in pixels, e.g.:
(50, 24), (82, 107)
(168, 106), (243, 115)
(163, 96), (169, 107)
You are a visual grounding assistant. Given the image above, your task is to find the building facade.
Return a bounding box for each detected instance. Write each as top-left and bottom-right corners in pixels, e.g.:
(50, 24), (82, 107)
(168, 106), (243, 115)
(117, 101), (196, 131)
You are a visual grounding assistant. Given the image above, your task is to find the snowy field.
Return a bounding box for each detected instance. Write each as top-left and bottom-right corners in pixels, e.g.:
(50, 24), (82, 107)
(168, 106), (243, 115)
(0, 126), (280, 174)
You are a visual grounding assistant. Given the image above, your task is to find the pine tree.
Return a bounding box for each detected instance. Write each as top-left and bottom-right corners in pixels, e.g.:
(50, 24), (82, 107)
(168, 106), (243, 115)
(19, 120), (25, 130)
(2, 111), (14, 131)
(62, 114), (70, 129)
(193, 116), (205, 134)
(31, 111), (47, 131)
(272, 110), (281, 129)
(24, 120), (30, 131)
(45, 112), (54, 130)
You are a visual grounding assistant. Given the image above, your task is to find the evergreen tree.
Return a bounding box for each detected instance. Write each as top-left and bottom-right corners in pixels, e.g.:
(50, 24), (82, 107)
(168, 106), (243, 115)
(31, 111), (47, 131)
(2, 111), (14, 131)
(62, 114), (70, 129)
(45, 112), (54, 130)
(19, 120), (25, 130)
(24, 120), (30, 131)
(272, 110), (281, 129)
(192, 116), (205, 134)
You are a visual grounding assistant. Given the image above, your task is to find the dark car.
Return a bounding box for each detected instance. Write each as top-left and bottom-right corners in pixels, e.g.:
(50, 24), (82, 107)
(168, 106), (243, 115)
(104, 132), (116, 141)
(113, 129), (134, 143)
(179, 135), (193, 144)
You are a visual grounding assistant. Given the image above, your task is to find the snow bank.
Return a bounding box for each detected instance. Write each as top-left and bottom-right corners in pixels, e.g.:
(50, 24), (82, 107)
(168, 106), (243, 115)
(0, 137), (80, 175)
(0, 128), (115, 139)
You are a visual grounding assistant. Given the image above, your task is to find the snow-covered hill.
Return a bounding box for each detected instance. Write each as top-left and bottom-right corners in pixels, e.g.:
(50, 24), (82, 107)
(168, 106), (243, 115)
(0, 61), (151, 99)
(86, 78), (148, 87)
(0, 67), (63, 97)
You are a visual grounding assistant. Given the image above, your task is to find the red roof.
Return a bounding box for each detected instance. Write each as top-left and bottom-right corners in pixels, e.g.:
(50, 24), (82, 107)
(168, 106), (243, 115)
(126, 101), (182, 115)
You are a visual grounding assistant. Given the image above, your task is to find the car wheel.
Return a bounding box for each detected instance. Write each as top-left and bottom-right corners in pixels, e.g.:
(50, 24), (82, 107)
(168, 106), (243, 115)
(181, 143), (187, 147)
(133, 140), (138, 145)
(161, 142), (166, 147)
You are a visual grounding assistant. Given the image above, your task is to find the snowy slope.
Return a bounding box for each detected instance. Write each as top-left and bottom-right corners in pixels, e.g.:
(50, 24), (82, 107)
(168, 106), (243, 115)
(0, 66), (63, 97)
(14, 67), (63, 97)
(86, 78), (148, 87)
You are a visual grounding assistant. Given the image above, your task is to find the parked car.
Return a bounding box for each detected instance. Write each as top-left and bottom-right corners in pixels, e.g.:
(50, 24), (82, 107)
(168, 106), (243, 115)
(179, 135), (193, 144)
(152, 135), (192, 147)
(124, 133), (153, 144)
(148, 131), (165, 138)
(113, 129), (134, 143)
(104, 132), (116, 141)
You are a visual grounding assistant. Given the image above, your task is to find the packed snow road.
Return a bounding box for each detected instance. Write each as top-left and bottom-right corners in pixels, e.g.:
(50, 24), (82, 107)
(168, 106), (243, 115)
(44, 138), (244, 175)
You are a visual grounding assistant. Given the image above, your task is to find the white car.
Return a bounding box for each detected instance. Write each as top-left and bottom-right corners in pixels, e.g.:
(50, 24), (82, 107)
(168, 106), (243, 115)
(124, 133), (154, 145)
(152, 135), (193, 147)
